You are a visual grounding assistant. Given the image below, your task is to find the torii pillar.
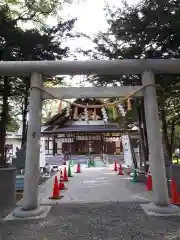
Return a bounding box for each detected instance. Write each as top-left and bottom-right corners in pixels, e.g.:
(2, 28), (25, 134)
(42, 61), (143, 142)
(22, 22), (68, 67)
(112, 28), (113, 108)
(13, 72), (45, 217)
(141, 71), (179, 215)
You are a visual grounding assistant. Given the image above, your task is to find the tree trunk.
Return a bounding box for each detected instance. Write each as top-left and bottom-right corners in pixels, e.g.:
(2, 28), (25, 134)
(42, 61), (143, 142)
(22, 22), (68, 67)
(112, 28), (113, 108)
(160, 105), (173, 185)
(140, 100), (149, 163)
(0, 76), (9, 166)
(136, 101), (146, 169)
(21, 77), (30, 147)
(160, 106), (171, 163)
(169, 119), (175, 159)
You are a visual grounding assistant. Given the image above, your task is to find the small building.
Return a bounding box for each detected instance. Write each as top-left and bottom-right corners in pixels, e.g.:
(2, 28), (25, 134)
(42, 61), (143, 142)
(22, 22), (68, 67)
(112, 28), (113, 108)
(5, 131), (22, 156)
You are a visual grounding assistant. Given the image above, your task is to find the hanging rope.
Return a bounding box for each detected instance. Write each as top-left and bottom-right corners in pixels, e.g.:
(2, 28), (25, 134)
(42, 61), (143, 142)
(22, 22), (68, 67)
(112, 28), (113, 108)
(31, 84), (156, 109)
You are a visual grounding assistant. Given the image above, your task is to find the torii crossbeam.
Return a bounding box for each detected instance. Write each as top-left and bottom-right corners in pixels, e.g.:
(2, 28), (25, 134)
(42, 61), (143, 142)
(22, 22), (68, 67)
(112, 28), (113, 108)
(0, 59), (180, 75)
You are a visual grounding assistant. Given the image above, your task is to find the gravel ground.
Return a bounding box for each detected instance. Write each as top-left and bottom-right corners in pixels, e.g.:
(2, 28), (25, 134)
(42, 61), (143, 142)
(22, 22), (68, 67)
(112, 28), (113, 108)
(0, 202), (180, 239)
(0, 166), (180, 239)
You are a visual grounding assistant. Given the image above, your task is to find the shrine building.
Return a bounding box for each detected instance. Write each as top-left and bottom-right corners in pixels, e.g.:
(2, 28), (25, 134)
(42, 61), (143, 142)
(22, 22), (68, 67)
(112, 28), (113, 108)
(41, 98), (139, 156)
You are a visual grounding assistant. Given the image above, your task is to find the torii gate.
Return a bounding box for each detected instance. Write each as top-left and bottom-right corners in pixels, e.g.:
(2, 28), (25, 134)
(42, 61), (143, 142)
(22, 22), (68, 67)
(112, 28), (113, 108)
(1, 59), (180, 217)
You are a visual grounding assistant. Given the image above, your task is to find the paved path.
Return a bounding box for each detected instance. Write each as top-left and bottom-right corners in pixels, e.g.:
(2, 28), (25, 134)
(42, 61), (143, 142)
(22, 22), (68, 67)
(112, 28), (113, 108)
(17, 163), (151, 205)
(38, 165), (151, 204)
(1, 165), (180, 239)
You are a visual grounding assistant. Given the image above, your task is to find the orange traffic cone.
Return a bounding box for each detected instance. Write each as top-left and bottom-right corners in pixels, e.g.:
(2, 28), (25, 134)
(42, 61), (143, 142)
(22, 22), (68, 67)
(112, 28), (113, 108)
(59, 170), (66, 190)
(118, 164), (124, 175)
(76, 163), (81, 173)
(113, 161), (118, 171)
(49, 176), (60, 199)
(63, 167), (68, 182)
(146, 172), (152, 191)
(171, 177), (180, 204)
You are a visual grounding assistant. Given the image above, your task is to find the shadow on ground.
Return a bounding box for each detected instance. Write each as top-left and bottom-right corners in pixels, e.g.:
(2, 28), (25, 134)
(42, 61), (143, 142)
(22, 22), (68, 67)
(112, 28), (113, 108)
(0, 202), (180, 239)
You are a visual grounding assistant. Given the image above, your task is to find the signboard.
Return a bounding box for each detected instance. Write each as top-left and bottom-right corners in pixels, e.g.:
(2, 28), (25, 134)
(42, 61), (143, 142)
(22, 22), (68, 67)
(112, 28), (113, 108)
(121, 135), (133, 167)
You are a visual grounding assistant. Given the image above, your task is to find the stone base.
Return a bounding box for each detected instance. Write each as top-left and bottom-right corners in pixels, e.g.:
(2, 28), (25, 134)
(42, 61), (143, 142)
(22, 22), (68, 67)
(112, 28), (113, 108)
(4, 205), (51, 221)
(0, 167), (16, 207)
(141, 202), (180, 216)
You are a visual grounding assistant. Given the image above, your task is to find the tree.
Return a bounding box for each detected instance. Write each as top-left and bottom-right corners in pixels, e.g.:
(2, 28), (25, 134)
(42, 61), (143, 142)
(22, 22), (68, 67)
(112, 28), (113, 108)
(81, 0), (180, 165)
(17, 18), (76, 146)
(0, 7), (76, 165)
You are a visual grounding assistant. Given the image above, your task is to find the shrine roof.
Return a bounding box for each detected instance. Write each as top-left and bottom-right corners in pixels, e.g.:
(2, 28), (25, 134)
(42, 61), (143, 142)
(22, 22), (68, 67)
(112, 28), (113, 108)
(42, 98), (139, 135)
(43, 98), (104, 126)
(42, 124), (138, 134)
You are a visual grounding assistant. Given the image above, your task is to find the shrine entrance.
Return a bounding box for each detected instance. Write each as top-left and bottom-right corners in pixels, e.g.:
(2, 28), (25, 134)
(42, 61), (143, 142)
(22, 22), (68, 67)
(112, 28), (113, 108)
(45, 133), (122, 155)
(71, 133), (103, 155)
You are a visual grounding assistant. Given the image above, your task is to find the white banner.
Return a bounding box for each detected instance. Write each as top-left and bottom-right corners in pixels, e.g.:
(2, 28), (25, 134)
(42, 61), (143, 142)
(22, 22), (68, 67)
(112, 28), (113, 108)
(121, 135), (133, 168)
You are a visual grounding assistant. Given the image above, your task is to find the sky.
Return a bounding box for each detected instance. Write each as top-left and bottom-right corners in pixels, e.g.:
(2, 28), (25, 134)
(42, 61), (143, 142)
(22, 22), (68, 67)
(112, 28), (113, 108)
(61, 0), (140, 34)
(51, 0), (140, 86)
(60, 0), (140, 57)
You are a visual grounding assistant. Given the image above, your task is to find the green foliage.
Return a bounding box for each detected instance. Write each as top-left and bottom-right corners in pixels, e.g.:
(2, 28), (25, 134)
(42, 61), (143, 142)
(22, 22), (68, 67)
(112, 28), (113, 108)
(7, 118), (19, 132)
(1, 0), (83, 23)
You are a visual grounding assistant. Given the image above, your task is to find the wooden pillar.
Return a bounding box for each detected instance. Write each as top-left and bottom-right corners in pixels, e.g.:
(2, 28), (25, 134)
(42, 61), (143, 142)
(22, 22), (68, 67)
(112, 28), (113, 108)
(52, 136), (56, 156)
